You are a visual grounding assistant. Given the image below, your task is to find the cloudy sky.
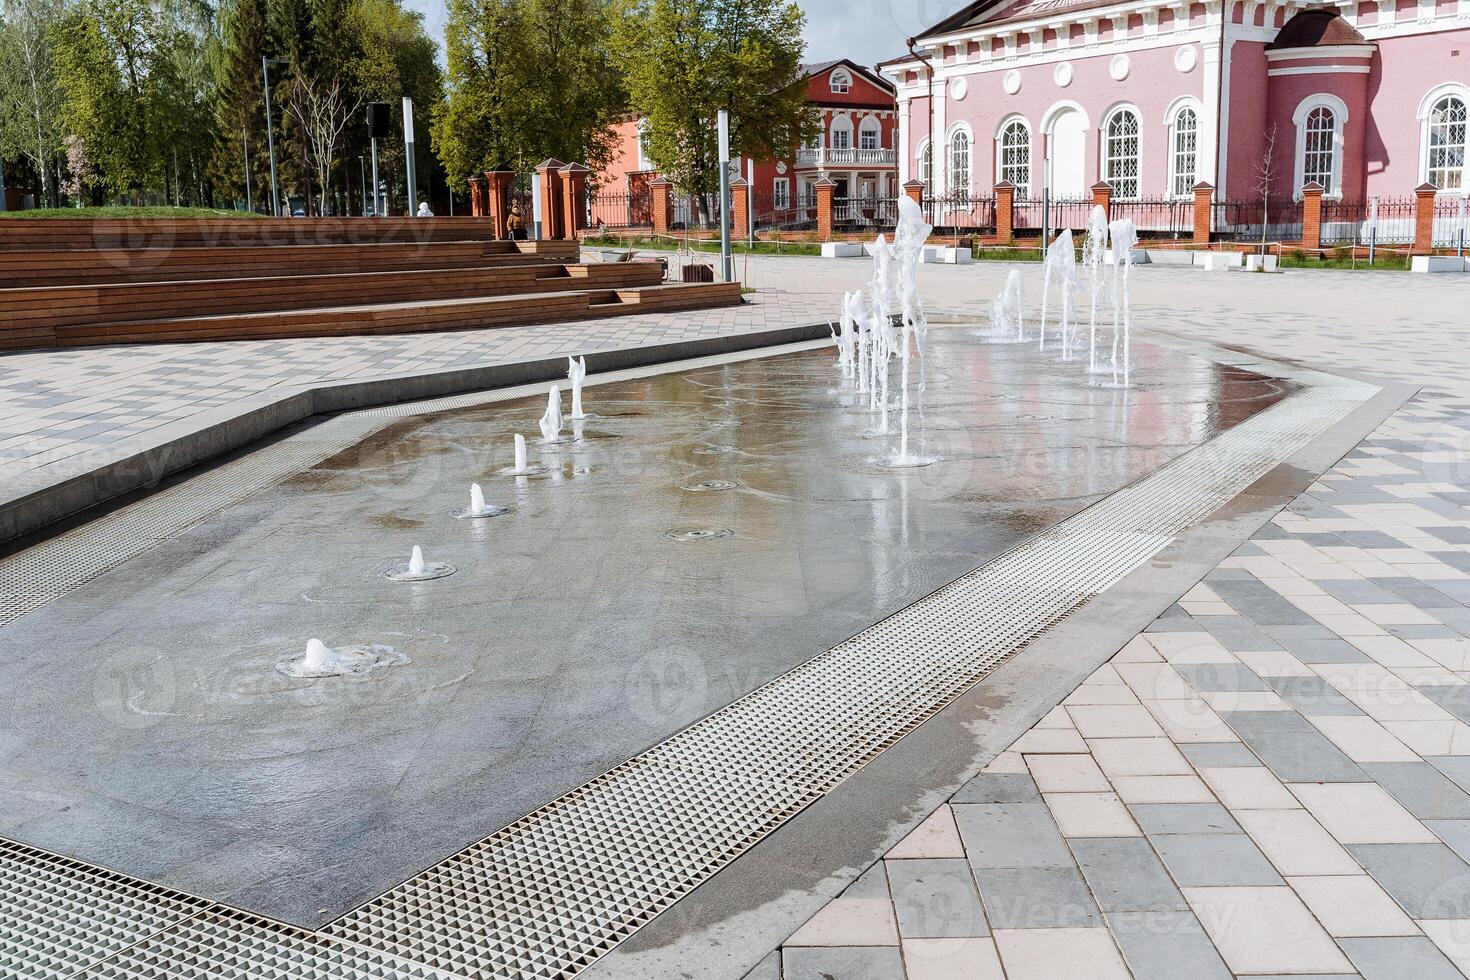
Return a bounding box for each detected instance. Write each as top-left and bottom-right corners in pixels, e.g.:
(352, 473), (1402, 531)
(402, 0), (976, 72)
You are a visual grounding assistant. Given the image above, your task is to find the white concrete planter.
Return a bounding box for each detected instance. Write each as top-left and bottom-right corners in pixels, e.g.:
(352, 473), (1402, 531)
(1195, 251), (1244, 271)
(1143, 249), (1195, 266)
(1411, 255), (1467, 274)
(1244, 254), (1279, 272)
(821, 242), (864, 258)
(1103, 248), (1150, 265)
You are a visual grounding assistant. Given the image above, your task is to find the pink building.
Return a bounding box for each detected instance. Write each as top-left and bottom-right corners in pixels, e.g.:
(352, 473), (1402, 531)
(880, 0), (1468, 228)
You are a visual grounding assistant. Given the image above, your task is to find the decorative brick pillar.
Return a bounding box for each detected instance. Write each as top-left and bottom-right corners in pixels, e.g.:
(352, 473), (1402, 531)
(1091, 181), (1113, 221)
(1414, 182), (1439, 255)
(995, 180), (1016, 243)
(815, 177), (836, 240)
(485, 168), (516, 239)
(650, 177), (673, 234)
(730, 176), (750, 241)
(535, 158), (565, 241)
(559, 162), (589, 239)
(1300, 182), (1324, 250)
(468, 177), (486, 217)
(903, 179), (926, 209)
(1192, 181), (1215, 245)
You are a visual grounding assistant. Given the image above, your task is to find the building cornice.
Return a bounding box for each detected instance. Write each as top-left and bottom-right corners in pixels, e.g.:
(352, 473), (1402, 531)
(1263, 43), (1375, 59)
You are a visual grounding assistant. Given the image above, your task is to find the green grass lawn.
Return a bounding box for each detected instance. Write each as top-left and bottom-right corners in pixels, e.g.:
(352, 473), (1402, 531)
(0, 206), (265, 219)
(584, 233), (823, 256)
(1276, 250), (1412, 271)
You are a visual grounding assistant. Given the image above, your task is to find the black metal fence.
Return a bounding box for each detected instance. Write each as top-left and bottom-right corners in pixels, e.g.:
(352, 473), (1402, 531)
(1210, 198), (1304, 244)
(1434, 194), (1470, 249)
(925, 192), (997, 232)
(832, 196), (901, 231)
(586, 188), (653, 230)
(751, 191), (817, 231)
(1315, 197), (1418, 247)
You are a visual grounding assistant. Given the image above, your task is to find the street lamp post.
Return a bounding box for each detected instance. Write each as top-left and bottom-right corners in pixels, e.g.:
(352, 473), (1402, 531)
(359, 156), (367, 216)
(242, 128), (252, 213)
(718, 109), (733, 282)
(402, 97), (417, 216)
(262, 56), (288, 217)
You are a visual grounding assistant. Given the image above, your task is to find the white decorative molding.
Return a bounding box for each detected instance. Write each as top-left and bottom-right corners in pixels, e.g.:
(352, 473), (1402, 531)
(1291, 92), (1349, 198)
(952, 76), (970, 100)
(1269, 65), (1372, 75)
(1263, 44), (1376, 59)
(1055, 61), (1075, 86)
(1110, 53), (1132, 79)
(1175, 44), (1198, 71)
(1004, 69), (1023, 94)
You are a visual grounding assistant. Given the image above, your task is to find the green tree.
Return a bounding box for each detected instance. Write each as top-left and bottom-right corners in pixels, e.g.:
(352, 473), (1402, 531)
(0, 0), (67, 206)
(52, 7), (143, 194)
(432, 0), (619, 192)
(209, 0), (272, 207)
(613, 0), (814, 201)
(348, 0), (441, 212)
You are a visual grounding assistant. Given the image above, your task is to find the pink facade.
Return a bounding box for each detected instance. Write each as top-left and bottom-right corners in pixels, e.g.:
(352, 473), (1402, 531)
(884, 0), (1470, 217)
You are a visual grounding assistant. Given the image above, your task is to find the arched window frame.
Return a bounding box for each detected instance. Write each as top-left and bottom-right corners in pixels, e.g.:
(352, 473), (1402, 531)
(947, 122), (974, 203)
(1291, 93), (1348, 199)
(995, 115), (1032, 198)
(1164, 98), (1202, 199)
(1101, 104), (1143, 200)
(829, 114), (854, 151)
(916, 138), (934, 192)
(830, 68), (852, 94)
(858, 115), (883, 152)
(1419, 83), (1469, 192)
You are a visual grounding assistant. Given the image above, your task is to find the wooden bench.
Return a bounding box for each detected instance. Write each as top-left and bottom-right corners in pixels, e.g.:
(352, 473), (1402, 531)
(0, 216), (516, 251)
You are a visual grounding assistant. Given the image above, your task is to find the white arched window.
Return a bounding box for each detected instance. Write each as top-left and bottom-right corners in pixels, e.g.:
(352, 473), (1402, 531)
(949, 128), (972, 199)
(859, 116), (882, 151)
(1427, 93), (1467, 191)
(1292, 94), (1347, 197)
(1103, 107), (1141, 199)
(917, 140), (933, 191)
(999, 118), (1031, 193)
(830, 116), (853, 150)
(830, 68), (852, 94)
(1302, 107), (1335, 188)
(1171, 107), (1198, 197)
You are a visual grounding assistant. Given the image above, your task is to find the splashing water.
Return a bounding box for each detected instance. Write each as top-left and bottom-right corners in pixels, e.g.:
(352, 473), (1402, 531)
(1041, 229), (1080, 359)
(514, 433), (529, 473)
(1108, 218), (1139, 388)
(278, 637), (410, 679)
(1082, 206), (1110, 373)
(409, 545), (426, 577)
(567, 356), (592, 419)
(539, 386), (564, 441)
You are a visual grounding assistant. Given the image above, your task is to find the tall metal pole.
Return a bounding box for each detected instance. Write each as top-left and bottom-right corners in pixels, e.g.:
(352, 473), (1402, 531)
(242, 128), (252, 213)
(359, 156), (367, 216)
(263, 57), (279, 215)
(402, 97), (417, 215)
(370, 139), (381, 216)
(747, 157), (755, 247)
(718, 110), (733, 282)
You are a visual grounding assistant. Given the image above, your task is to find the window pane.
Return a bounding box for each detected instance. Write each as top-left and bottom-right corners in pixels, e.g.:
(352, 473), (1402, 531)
(1001, 121), (1030, 189)
(1172, 108), (1197, 197)
(949, 132), (971, 198)
(1105, 110), (1140, 199)
(1429, 96), (1467, 191)
(1303, 106), (1335, 189)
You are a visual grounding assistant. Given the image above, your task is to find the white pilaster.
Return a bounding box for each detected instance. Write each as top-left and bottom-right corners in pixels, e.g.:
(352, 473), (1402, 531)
(1212, 37), (1233, 192)
(898, 98), (911, 185)
(933, 91), (949, 196)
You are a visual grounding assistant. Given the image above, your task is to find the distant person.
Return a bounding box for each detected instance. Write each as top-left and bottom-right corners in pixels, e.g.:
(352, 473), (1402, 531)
(416, 202), (434, 217)
(507, 202), (526, 240)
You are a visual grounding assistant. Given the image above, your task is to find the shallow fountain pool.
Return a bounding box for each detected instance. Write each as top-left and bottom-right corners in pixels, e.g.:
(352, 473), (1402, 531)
(0, 326), (1297, 926)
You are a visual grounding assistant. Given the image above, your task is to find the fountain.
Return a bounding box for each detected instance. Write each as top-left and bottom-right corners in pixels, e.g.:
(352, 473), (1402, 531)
(539, 386), (565, 442)
(1108, 218), (1139, 388)
(1082, 206), (1110, 373)
(277, 637), (411, 678)
(987, 269), (1027, 344)
(384, 544), (456, 581)
(567, 356), (595, 420)
(1040, 229), (1080, 359)
(460, 482), (510, 519)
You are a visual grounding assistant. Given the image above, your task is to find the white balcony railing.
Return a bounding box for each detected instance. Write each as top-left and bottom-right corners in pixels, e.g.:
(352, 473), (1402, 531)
(796, 147), (898, 168)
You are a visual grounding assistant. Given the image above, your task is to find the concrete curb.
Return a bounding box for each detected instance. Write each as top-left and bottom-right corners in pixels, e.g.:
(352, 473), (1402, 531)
(0, 322), (830, 546)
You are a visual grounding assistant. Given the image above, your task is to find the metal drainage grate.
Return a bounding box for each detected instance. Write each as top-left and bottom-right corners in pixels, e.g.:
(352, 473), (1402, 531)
(322, 380), (1377, 979)
(0, 839), (208, 980)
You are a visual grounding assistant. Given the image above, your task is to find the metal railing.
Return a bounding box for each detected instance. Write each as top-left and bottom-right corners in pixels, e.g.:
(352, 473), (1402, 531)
(1434, 193), (1470, 250)
(751, 192), (817, 231)
(1211, 198), (1304, 244)
(926, 192), (997, 232)
(1318, 197), (1417, 247)
(586, 189), (653, 230)
(832, 196), (901, 230)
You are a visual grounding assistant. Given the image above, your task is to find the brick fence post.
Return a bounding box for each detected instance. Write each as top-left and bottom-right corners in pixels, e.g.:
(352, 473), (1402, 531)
(815, 177), (836, 240)
(484, 168), (515, 239)
(468, 177), (486, 217)
(650, 177), (673, 235)
(1300, 182), (1324, 250)
(534, 158), (565, 240)
(994, 180), (1015, 243)
(1414, 182), (1439, 255)
(1091, 180), (1113, 222)
(1192, 181), (1215, 245)
(559, 162), (589, 239)
(903, 179), (926, 209)
(730, 176), (750, 242)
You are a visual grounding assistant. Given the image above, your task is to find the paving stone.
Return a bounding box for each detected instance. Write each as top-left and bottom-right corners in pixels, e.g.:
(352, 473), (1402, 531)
(741, 950), (780, 980)
(1131, 803), (1241, 836)
(1348, 843), (1470, 918)
(990, 927), (1131, 980)
(1422, 687), (1470, 726)
(1264, 675), (1367, 716)
(1104, 910), (1232, 980)
(1287, 874), (1419, 938)
(1227, 724), (1369, 783)
(885, 859), (988, 939)
(1179, 742), (1260, 768)
(952, 803), (1073, 869)
(1278, 636), (1374, 663)
(1338, 937), (1466, 980)
(1194, 616), (1288, 653)
(1363, 761), (1470, 820)
(844, 861), (892, 900)
(950, 772), (1041, 804)
(974, 865), (1101, 929)
(1069, 837), (1188, 912)
(1183, 885), (1356, 975)
(1317, 579), (1412, 604)
(782, 945), (905, 980)
(1210, 580), (1322, 626)
(1172, 662), (1271, 693)
(899, 938), (1005, 980)
(1426, 819), (1470, 865)
(1151, 833), (1285, 887)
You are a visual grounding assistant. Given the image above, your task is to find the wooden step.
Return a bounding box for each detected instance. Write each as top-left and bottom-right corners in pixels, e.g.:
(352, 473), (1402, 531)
(0, 262), (665, 332)
(0, 239), (581, 287)
(13, 282), (743, 349)
(0, 216), (515, 251)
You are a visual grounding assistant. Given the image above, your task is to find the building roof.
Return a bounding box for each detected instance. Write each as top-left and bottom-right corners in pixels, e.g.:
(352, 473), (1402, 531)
(802, 58), (896, 94)
(1267, 9), (1372, 49)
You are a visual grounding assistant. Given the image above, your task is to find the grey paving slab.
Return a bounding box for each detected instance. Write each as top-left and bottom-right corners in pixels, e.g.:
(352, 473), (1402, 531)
(1348, 843), (1470, 919)
(952, 803), (1074, 869)
(884, 859), (988, 939)
(1150, 833), (1284, 886)
(1429, 757), (1470, 794)
(1421, 687), (1470, 726)
(1069, 837), (1189, 912)
(1172, 662), (1272, 693)
(1228, 722), (1369, 782)
(782, 946), (905, 980)
(1425, 820), (1470, 865)
(741, 951), (780, 980)
(1210, 580), (1322, 625)
(1130, 804), (1241, 836)
(973, 865), (1102, 928)
(1105, 911), (1233, 980)
(1338, 937), (1465, 980)
(1179, 742), (1261, 768)
(949, 772), (1041, 804)
(1362, 762), (1470, 820)
(844, 862), (892, 901)
(1264, 675), (1367, 717)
